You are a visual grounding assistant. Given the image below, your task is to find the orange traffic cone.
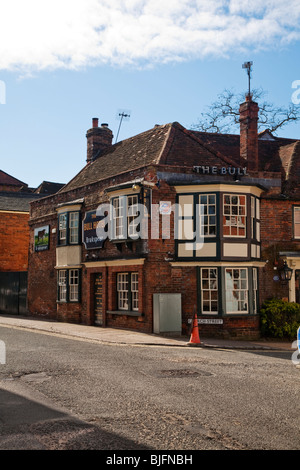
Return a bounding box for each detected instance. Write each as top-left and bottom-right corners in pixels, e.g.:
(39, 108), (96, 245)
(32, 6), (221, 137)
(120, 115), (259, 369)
(188, 312), (201, 346)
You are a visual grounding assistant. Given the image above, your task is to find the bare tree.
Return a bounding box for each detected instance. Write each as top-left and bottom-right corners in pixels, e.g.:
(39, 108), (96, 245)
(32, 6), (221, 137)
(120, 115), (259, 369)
(192, 88), (300, 135)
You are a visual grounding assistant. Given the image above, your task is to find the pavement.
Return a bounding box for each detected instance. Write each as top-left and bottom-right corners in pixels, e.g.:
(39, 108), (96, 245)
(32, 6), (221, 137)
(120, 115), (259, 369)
(0, 313), (295, 351)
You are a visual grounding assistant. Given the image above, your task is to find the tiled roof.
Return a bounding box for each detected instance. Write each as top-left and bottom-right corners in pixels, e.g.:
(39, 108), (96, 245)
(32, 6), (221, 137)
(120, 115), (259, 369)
(0, 192), (43, 212)
(60, 122), (237, 193)
(34, 181), (65, 194)
(59, 121), (299, 198)
(0, 170), (27, 187)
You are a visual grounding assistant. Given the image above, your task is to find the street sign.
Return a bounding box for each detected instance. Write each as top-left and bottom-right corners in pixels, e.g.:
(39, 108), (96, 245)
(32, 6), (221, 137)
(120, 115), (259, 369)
(188, 318), (223, 324)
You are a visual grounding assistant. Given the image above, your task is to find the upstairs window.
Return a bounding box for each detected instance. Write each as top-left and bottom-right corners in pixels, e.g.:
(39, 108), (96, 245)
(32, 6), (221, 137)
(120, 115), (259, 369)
(111, 195), (139, 240)
(223, 194), (246, 237)
(58, 211), (80, 245)
(199, 194), (216, 237)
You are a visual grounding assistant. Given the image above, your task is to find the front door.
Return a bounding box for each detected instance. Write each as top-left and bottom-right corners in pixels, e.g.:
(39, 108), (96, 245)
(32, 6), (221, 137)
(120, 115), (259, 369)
(94, 273), (103, 326)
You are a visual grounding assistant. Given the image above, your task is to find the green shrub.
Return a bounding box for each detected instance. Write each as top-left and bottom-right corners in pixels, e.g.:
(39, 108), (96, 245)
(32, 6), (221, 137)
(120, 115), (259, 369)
(260, 298), (300, 339)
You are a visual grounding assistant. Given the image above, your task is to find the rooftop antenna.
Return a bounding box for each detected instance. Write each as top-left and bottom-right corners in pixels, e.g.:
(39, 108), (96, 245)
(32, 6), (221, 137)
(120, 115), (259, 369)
(115, 109), (131, 143)
(242, 61), (253, 97)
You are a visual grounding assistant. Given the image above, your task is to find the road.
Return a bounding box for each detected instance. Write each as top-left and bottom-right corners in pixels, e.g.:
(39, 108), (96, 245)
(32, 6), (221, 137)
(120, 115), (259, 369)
(0, 325), (299, 451)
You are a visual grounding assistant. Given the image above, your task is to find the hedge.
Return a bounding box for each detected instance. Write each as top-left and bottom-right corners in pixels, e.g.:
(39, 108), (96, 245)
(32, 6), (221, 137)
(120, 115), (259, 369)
(260, 298), (300, 339)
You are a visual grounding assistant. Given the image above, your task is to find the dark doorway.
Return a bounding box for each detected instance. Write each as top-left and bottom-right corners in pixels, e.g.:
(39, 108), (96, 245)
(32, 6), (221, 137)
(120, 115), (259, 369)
(0, 272), (28, 315)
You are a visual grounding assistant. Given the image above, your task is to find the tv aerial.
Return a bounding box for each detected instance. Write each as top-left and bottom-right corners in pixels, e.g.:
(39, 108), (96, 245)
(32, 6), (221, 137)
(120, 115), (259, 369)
(115, 109), (131, 143)
(242, 61), (253, 96)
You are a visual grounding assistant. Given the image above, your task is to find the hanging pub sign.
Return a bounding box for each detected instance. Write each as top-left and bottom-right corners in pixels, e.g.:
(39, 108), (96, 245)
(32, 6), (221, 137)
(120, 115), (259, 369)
(34, 225), (50, 252)
(82, 210), (106, 250)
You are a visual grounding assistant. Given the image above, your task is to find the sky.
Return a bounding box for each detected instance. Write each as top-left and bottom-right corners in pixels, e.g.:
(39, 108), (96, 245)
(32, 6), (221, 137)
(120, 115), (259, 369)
(0, 0), (299, 189)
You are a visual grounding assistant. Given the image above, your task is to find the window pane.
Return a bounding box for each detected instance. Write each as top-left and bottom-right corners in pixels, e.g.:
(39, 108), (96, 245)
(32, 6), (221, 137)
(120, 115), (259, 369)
(199, 194), (216, 237)
(225, 268), (248, 313)
(69, 212), (79, 244)
(69, 269), (79, 301)
(117, 273), (129, 310)
(223, 194), (247, 237)
(201, 268), (218, 314)
(59, 214), (67, 241)
(128, 195), (139, 238)
(131, 273), (139, 311)
(58, 270), (67, 301)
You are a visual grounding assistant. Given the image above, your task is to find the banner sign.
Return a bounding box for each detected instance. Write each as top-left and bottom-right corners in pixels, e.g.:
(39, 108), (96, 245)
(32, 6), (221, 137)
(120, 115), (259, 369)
(82, 210), (106, 250)
(34, 225), (49, 252)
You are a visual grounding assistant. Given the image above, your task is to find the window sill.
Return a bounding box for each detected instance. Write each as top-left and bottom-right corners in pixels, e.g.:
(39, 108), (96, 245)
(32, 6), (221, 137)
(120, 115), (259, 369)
(107, 310), (144, 317)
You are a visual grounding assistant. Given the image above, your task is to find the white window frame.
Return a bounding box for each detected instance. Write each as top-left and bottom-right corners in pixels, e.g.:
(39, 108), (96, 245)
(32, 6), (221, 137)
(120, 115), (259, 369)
(58, 211), (80, 245)
(117, 272), (139, 311)
(59, 213), (67, 243)
(69, 212), (79, 244)
(69, 269), (79, 302)
(225, 268), (248, 313)
(199, 194), (216, 237)
(112, 195), (139, 240)
(58, 270), (67, 302)
(201, 268), (218, 314)
(253, 268), (258, 314)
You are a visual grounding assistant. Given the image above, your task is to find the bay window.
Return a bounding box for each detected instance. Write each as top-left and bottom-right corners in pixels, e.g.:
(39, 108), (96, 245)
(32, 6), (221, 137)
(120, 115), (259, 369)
(112, 194), (139, 240)
(58, 211), (80, 245)
(199, 266), (259, 315)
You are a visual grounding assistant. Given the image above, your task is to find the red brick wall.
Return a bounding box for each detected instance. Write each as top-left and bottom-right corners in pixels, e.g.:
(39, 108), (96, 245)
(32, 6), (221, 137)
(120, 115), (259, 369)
(27, 214), (57, 318)
(260, 197), (300, 305)
(0, 211), (30, 271)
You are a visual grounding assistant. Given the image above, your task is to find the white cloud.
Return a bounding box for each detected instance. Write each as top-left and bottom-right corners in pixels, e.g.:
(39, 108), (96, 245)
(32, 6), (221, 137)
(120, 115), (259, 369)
(0, 0), (299, 72)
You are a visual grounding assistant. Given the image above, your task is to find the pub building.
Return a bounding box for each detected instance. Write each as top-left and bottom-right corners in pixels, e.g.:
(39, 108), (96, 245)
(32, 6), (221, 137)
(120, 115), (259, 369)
(27, 95), (300, 338)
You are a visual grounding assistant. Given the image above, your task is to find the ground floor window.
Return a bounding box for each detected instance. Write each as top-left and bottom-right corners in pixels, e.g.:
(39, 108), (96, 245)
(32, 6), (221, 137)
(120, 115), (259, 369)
(225, 268), (248, 313)
(117, 272), (139, 311)
(200, 268), (218, 314)
(57, 269), (80, 302)
(199, 266), (258, 315)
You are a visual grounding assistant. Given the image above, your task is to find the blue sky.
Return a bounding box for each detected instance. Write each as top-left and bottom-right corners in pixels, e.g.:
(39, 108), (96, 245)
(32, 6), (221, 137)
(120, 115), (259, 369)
(0, 1), (299, 188)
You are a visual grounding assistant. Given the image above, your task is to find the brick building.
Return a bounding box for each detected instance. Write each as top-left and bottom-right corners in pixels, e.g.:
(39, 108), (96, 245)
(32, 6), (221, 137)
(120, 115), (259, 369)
(27, 96), (300, 338)
(0, 171), (64, 314)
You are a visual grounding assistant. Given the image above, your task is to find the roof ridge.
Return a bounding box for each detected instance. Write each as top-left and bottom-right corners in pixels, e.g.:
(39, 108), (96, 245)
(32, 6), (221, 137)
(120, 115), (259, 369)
(182, 127), (240, 167)
(156, 122), (177, 165)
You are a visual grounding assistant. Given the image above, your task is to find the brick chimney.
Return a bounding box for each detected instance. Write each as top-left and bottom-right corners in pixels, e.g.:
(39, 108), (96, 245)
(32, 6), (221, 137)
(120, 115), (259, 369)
(86, 118), (113, 163)
(239, 95), (259, 171)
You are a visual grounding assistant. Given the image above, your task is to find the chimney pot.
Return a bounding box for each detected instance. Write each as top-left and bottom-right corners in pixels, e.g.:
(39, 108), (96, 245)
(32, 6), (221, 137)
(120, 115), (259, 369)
(86, 118), (113, 163)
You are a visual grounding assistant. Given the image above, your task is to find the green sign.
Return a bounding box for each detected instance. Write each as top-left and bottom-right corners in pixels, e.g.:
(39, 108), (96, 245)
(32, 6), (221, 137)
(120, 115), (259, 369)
(34, 225), (49, 252)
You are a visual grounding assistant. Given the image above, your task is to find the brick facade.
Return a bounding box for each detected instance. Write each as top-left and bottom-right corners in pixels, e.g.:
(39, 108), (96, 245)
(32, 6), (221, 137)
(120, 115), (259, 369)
(0, 211), (30, 271)
(27, 99), (300, 339)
